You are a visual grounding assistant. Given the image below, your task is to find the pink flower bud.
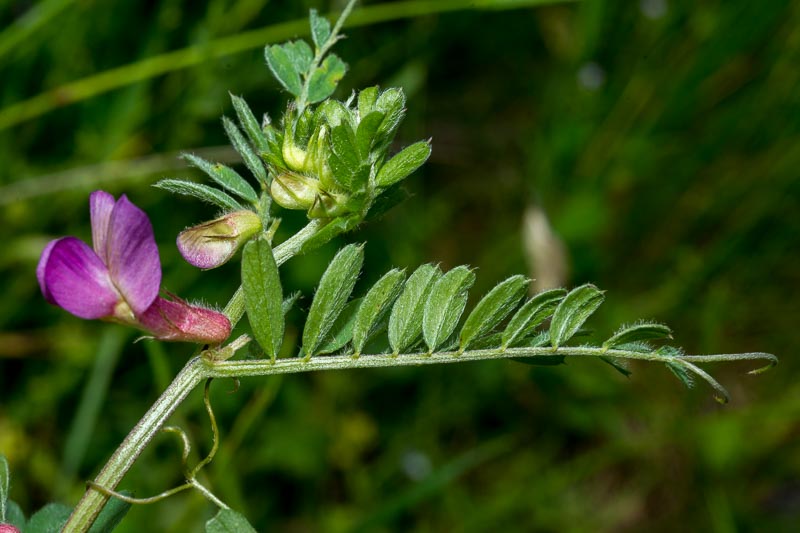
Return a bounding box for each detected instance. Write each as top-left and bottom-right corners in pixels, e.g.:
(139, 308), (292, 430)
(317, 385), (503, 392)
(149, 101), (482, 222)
(177, 210), (262, 269)
(0, 524), (21, 533)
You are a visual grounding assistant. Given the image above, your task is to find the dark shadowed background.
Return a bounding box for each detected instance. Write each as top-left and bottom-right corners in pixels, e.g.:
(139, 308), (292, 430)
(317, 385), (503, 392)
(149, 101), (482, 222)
(1, 0), (798, 531)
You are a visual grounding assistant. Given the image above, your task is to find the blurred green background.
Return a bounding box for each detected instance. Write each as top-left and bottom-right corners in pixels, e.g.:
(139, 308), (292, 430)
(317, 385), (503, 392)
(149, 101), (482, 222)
(1, 0), (798, 531)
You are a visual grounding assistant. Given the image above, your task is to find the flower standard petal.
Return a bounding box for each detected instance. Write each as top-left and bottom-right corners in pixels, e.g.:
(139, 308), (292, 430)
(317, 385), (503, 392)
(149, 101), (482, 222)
(138, 297), (231, 344)
(106, 195), (161, 315)
(90, 190), (116, 264)
(42, 237), (120, 319)
(37, 239), (59, 304)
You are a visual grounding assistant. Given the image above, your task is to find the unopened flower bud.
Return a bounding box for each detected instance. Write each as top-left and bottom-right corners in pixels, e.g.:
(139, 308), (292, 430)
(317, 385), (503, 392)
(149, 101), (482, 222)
(282, 136), (308, 172)
(270, 172), (319, 210)
(177, 210), (262, 269)
(0, 524), (21, 533)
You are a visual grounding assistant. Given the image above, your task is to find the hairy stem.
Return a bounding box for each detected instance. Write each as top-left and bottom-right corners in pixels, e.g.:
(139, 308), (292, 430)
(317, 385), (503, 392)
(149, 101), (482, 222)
(201, 347), (777, 379)
(63, 358), (205, 532)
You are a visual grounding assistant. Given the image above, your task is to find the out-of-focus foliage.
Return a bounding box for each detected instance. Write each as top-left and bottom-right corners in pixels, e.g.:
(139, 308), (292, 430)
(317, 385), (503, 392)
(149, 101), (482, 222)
(1, 0), (798, 531)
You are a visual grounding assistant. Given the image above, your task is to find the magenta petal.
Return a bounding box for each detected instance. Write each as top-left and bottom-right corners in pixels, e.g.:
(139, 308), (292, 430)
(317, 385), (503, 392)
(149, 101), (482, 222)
(37, 239), (60, 304)
(90, 190), (116, 263)
(43, 237), (120, 319)
(106, 195), (161, 315)
(138, 297), (231, 344)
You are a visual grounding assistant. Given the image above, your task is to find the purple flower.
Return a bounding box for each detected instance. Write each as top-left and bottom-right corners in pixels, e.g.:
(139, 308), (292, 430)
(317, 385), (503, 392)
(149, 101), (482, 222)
(37, 191), (231, 344)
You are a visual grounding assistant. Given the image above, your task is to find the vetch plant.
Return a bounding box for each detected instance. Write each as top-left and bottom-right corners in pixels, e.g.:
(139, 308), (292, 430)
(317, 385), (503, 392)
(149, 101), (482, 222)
(21, 1), (776, 531)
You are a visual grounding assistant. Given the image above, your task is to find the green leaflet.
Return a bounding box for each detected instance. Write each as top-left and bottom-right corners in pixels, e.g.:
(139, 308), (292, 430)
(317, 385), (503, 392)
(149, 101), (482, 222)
(666, 361), (695, 389)
(26, 503), (72, 533)
(317, 297), (363, 354)
(242, 239), (284, 361)
(264, 43), (302, 96)
(501, 288), (566, 349)
(154, 179), (243, 211)
(309, 9), (331, 49)
(303, 244), (364, 358)
(206, 508), (258, 533)
(182, 153), (258, 203)
(375, 141), (431, 188)
(222, 117), (267, 186)
(352, 268), (406, 356)
(282, 40), (313, 73)
(460, 274), (529, 352)
(307, 54), (347, 104)
(602, 322), (673, 350)
(89, 494), (132, 533)
(230, 93), (269, 154)
(598, 356), (632, 377)
(389, 263), (442, 355)
(550, 284), (605, 348)
(423, 266), (475, 353)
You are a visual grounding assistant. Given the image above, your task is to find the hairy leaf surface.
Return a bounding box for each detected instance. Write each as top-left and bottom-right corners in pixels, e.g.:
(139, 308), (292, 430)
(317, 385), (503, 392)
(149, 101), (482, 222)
(550, 284), (605, 348)
(460, 274), (529, 351)
(423, 266), (475, 352)
(389, 263), (441, 355)
(303, 244), (364, 357)
(243, 239), (284, 361)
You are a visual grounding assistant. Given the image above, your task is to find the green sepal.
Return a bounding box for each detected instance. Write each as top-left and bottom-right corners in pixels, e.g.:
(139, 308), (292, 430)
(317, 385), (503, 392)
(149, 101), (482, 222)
(303, 244), (364, 357)
(358, 86), (379, 118)
(550, 284), (605, 348)
(389, 263), (442, 355)
(355, 111), (385, 160)
(423, 266), (475, 352)
(460, 275), (529, 352)
(154, 179), (243, 211)
(242, 239), (284, 361)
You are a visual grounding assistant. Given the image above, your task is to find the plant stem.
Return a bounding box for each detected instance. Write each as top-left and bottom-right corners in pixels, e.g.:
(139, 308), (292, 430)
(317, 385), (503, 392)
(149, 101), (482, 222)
(63, 358), (205, 532)
(295, 0), (358, 117)
(201, 347), (778, 379)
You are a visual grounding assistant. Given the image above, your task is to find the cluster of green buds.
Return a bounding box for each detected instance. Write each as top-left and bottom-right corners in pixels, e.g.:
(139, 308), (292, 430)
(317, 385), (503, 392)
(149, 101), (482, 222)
(266, 86), (431, 220)
(157, 5), (431, 269)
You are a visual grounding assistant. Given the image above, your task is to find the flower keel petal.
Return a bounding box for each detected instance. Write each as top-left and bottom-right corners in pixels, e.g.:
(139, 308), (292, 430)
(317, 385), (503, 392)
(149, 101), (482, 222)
(90, 190), (116, 263)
